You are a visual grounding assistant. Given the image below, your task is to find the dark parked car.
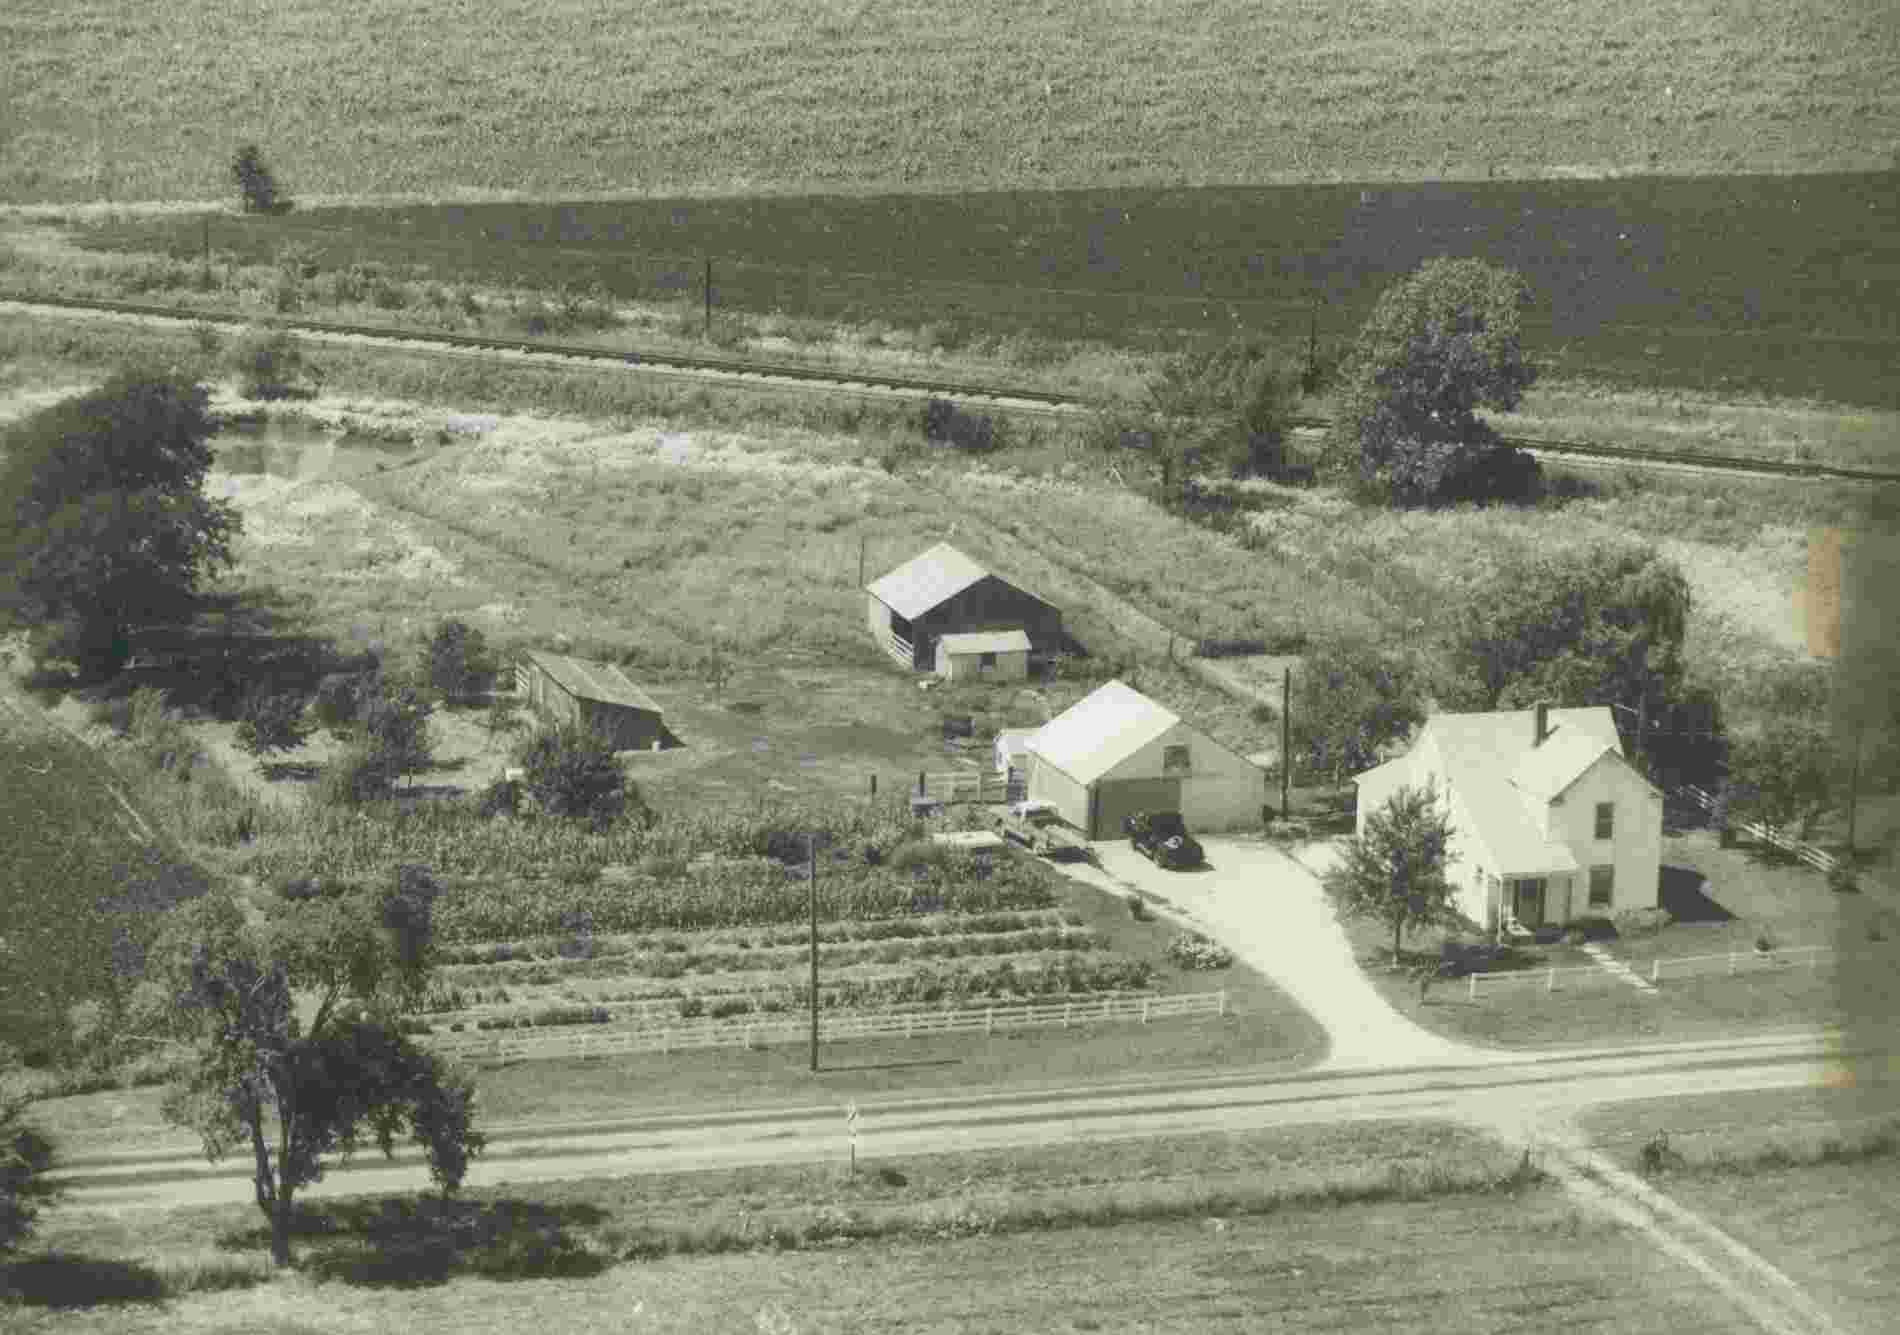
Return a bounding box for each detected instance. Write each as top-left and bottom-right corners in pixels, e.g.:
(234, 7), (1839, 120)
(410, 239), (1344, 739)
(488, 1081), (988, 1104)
(1123, 810), (1203, 869)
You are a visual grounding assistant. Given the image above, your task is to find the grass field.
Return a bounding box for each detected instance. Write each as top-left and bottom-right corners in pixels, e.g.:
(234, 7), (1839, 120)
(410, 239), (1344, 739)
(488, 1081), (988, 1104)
(0, 674), (211, 1062)
(4, 0), (1896, 208)
(0, 1120), (1723, 1333)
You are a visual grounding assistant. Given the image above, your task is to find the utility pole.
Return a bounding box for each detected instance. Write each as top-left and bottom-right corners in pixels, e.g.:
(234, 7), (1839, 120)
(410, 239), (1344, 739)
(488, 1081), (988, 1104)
(202, 217), (211, 286)
(858, 535), (866, 589)
(1280, 666), (1291, 819)
(1845, 731), (1864, 858)
(704, 258), (712, 338)
(809, 831), (820, 1073)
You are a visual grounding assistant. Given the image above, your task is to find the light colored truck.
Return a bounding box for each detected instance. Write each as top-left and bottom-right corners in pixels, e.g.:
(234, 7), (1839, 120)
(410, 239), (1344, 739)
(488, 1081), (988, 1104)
(995, 799), (1091, 860)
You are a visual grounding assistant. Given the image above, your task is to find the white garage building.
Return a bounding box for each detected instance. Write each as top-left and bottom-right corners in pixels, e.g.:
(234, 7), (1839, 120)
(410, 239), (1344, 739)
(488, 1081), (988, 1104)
(1025, 680), (1268, 840)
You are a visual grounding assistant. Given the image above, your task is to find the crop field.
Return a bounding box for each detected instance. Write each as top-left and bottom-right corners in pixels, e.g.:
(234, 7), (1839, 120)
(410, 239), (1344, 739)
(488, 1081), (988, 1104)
(33, 167), (1900, 409)
(4, 0), (1895, 207)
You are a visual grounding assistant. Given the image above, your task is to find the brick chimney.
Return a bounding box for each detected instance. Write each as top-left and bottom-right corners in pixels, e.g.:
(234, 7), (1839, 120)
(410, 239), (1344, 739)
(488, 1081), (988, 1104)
(1533, 701), (1550, 748)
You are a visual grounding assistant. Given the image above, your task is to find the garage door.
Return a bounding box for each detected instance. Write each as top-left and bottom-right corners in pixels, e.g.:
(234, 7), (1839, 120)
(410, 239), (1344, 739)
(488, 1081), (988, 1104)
(1091, 777), (1183, 840)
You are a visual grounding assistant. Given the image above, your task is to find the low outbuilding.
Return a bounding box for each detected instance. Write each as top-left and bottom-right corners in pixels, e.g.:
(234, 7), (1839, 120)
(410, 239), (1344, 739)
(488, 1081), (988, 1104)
(935, 629), (1032, 681)
(515, 650), (666, 752)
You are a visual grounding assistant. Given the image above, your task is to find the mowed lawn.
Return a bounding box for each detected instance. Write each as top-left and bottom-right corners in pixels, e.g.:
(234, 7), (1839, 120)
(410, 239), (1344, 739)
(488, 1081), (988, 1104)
(1334, 826), (1900, 1051)
(4, 0), (1894, 204)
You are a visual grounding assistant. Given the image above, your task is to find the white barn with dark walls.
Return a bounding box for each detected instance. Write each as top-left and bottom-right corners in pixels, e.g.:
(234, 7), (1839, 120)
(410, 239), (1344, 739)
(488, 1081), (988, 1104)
(1025, 680), (1267, 840)
(1352, 703), (1663, 937)
(864, 542), (1063, 673)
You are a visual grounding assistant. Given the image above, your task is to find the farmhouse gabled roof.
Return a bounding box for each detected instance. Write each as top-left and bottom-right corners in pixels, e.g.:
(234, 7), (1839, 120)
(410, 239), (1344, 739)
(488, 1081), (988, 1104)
(938, 629), (1033, 655)
(1355, 706), (1640, 873)
(522, 650), (662, 713)
(865, 543), (994, 619)
(1028, 680), (1180, 784)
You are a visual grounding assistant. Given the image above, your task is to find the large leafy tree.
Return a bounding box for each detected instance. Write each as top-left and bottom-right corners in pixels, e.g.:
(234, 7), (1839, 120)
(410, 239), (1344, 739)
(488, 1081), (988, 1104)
(135, 870), (483, 1267)
(1726, 717), (1837, 842)
(1444, 541), (1692, 723)
(1328, 257), (1539, 506)
(0, 371), (239, 679)
(511, 719), (638, 829)
(420, 617), (493, 706)
(1289, 637), (1428, 789)
(1322, 782), (1461, 967)
(1143, 337), (1303, 487)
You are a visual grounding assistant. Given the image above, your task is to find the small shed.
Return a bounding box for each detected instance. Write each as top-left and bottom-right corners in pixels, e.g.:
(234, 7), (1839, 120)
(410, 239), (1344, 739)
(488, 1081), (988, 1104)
(515, 650), (666, 751)
(865, 542), (1063, 672)
(935, 629), (1032, 682)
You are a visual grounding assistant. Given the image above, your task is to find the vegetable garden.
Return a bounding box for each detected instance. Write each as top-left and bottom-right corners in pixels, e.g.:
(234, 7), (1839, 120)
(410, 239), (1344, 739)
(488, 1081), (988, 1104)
(261, 802), (1228, 1057)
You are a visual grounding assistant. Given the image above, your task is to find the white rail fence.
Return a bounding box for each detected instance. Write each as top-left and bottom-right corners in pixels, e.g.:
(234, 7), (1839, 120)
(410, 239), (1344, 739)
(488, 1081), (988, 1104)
(1674, 784), (1841, 876)
(1463, 943), (1887, 999)
(419, 989), (1229, 1064)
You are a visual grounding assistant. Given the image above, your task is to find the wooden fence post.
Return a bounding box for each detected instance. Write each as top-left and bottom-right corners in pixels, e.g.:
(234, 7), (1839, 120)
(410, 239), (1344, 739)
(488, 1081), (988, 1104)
(1546, 967), (1556, 994)
(1063, 1001), (1072, 1028)
(985, 1006), (994, 1035)
(1218, 989), (1228, 1017)
(1650, 958), (1661, 983)
(1468, 973), (1478, 1001)
(1728, 949), (1737, 975)
(1142, 997), (1151, 1024)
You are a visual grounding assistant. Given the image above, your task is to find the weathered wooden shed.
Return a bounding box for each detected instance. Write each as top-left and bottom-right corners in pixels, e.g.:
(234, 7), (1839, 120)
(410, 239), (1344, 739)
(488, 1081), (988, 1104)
(515, 650), (666, 751)
(865, 543), (1062, 673)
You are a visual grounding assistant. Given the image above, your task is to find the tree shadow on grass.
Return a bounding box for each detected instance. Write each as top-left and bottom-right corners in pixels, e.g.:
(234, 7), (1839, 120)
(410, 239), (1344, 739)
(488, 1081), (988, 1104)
(213, 1195), (614, 1289)
(260, 760), (322, 782)
(89, 585), (349, 722)
(0, 1253), (168, 1308)
(1659, 864), (1735, 924)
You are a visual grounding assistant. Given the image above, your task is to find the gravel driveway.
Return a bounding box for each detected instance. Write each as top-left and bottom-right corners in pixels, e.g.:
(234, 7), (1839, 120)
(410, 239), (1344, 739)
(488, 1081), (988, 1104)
(1075, 836), (1512, 1072)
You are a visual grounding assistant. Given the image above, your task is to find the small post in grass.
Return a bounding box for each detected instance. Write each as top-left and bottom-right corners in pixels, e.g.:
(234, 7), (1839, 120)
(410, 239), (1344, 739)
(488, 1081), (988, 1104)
(809, 831), (820, 1073)
(846, 1102), (858, 1174)
(704, 257), (712, 337)
(1281, 666), (1291, 819)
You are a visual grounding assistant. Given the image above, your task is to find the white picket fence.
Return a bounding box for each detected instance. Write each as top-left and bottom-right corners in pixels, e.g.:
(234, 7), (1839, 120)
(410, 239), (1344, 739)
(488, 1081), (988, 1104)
(419, 989), (1228, 1064)
(1675, 784), (1842, 875)
(1464, 943), (1871, 998)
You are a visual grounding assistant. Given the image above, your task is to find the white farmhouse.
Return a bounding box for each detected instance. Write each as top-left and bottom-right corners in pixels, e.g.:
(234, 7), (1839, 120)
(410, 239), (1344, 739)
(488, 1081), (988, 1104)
(1351, 703), (1662, 935)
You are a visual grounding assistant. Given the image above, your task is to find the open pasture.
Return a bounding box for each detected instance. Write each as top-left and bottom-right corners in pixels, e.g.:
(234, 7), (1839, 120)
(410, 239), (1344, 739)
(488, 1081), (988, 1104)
(4, 0), (1893, 205)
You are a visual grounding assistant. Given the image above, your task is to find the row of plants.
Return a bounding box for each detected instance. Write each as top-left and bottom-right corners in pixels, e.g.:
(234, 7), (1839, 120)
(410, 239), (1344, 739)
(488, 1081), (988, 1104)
(430, 907), (1083, 966)
(430, 943), (1096, 1000)
(424, 858), (1059, 943)
(424, 958), (1162, 1033)
(427, 925), (1103, 994)
(243, 799), (959, 885)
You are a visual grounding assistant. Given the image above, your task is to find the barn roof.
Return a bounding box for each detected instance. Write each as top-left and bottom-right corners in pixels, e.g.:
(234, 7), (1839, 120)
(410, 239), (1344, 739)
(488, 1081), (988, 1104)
(865, 543), (995, 619)
(522, 650), (662, 713)
(1028, 680), (1181, 784)
(938, 629), (1033, 655)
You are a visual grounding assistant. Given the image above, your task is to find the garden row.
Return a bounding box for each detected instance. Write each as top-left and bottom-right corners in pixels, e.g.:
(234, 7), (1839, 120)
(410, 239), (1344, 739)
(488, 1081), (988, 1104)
(408, 954), (1163, 1035)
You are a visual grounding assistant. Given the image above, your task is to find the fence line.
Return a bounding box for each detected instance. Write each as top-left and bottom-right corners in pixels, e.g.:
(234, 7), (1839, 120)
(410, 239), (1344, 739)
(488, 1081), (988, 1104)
(1674, 784), (1841, 875)
(418, 989), (1228, 1064)
(1463, 942), (1890, 998)
(418, 985), (1154, 1029)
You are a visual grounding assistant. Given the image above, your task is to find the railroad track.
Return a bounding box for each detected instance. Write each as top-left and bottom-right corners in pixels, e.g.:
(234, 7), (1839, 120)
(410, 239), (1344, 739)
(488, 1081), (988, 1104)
(4, 291), (1896, 485)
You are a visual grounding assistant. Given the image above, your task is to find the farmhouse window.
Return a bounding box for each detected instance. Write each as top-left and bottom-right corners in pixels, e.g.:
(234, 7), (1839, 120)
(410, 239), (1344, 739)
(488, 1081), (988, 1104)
(979, 651), (997, 668)
(1589, 865), (1614, 908)
(1163, 745), (1191, 775)
(1595, 803), (1614, 840)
